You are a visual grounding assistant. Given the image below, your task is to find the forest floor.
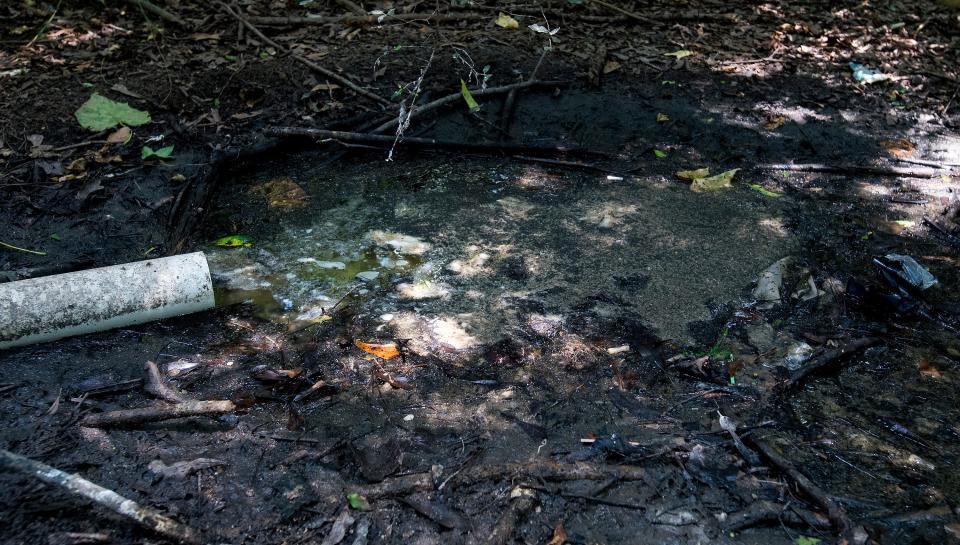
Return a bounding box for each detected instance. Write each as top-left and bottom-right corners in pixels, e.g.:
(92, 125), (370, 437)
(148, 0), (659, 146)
(2, 1), (960, 545)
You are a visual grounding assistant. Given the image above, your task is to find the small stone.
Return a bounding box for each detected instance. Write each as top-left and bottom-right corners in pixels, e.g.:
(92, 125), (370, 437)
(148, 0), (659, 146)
(356, 271), (379, 281)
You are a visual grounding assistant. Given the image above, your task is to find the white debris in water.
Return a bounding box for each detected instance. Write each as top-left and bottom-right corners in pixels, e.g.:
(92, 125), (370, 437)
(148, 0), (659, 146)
(379, 257), (409, 268)
(607, 345), (630, 355)
(380, 313), (394, 321)
(368, 230), (431, 255)
(403, 414), (415, 421)
(397, 280), (449, 300)
(356, 271), (380, 281)
(297, 258), (346, 269)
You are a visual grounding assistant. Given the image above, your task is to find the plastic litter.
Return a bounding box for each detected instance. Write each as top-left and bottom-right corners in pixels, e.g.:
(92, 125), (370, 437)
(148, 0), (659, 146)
(875, 254), (937, 290)
(849, 62), (890, 84)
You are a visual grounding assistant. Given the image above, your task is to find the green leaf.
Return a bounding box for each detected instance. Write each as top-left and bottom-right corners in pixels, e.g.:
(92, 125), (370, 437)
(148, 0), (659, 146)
(346, 493), (371, 511)
(795, 537), (821, 545)
(665, 50), (695, 59)
(460, 79), (480, 112)
(213, 235), (254, 248)
(75, 93), (151, 132)
(654, 149), (667, 158)
(750, 184), (783, 198)
(141, 145), (175, 160)
(49, 233), (61, 241)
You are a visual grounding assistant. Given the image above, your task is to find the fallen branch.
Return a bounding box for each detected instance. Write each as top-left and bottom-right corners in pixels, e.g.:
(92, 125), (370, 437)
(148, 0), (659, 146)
(481, 488), (538, 545)
(743, 436), (854, 536)
(757, 163), (940, 178)
(722, 500), (831, 532)
(217, 2), (389, 106)
(0, 449), (200, 544)
(780, 337), (881, 391)
(264, 127), (605, 157)
(923, 217), (960, 249)
(370, 79), (566, 134)
(124, 0), (187, 26)
(81, 400), (236, 427)
(144, 360), (186, 403)
(351, 460), (650, 499)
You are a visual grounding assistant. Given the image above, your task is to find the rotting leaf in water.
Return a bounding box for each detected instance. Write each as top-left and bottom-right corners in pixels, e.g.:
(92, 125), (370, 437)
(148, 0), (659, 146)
(761, 114), (787, 130)
(495, 12), (519, 29)
(74, 93), (151, 131)
(545, 522), (567, 545)
(690, 168), (739, 192)
(460, 79), (480, 112)
(665, 49), (695, 59)
(355, 339), (400, 360)
(346, 493), (371, 511)
(750, 184), (783, 198)
(213, 235), (253, 247)
(880, 138), (915, 158)
(675, 168), (710, 181)
(917, 357), (941, 378)
(249, 176), (309, 210)
(141, 145), (174, 160)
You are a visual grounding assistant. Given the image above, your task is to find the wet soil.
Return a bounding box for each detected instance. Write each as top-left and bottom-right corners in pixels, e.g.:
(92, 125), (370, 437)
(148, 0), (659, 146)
(3, 2), (960, 545)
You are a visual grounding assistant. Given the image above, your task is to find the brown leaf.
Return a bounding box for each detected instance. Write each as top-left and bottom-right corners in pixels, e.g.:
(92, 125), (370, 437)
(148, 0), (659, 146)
(761, 114), (787, 130)
(880, 138), (915, 158)
(249, 176), (309, 209)
(603, 60), (621, 74)
(917, 357), (941, 378)
(355, 340), (400, 360)
(106, 126), (131, 144)
(545, 522), (567, 545)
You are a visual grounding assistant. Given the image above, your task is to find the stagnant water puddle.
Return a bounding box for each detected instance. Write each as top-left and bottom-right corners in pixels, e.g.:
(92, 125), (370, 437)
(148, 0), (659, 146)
(204, 152), (795, 351)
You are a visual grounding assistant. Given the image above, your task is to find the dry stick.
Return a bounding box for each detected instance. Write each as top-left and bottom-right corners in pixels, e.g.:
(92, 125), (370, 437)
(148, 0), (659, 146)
(264, 127), (605, 157)
(588, 0), (657, 24)
(743, 436), (852, 535)
(482, 489), (538, 545)
(351, 460), (650, 499)
(124, 0), (187, 26)
(369, 79), (565, 134)
(722, 500), (831, 533)
(923, 216), (960, 248)
(247, 13), (490, 25)
(780, 337), (881, 391)
(144, 360), (186, 403)
(217, 2), (389, 106)
(81, 400), (236, 428)
(334, 0), (366, 15)
(757, 163), (940, 178)
(0, 449), (200, 544)
(501, 48), (549, 134)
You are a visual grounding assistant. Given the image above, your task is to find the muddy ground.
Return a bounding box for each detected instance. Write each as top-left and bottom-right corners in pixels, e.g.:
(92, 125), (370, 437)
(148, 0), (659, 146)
(2, 2), (960, 545)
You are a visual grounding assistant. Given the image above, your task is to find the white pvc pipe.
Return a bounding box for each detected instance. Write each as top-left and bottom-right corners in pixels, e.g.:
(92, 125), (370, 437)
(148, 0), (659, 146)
(0, 252), (214, 349)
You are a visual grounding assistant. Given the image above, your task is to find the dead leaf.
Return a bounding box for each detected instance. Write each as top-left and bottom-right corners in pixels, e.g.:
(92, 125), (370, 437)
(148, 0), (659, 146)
(190, 32), (222, 41)
(603, 60), (621, 74)
(656, 112), (670, 123)
(249, 176), (309, 209)
(93, 144), (122, 164)
(917, 358), (941, 378)
(762, 114), (787, 130)
(148, 458), (226, 479)
(690, 168), (739, 192)
(675, 168), (710, 181)
(665, 49), (695, 59)
(107, 126), (131, 144)
(355, 340), (400, 360)
(495, 12), (519, 29)
(880, 138), (915, 158)
(546, 522), (567, 545)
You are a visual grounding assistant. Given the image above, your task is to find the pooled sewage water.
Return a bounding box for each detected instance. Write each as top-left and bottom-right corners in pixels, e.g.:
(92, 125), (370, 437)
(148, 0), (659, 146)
(204, 152), (795, 352)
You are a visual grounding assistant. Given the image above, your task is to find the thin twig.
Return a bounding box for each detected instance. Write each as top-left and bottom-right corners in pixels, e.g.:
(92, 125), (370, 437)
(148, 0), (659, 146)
(0, 240), (47, 256)
(247, 13), (490, 25)
(370, 79), (566, 134)
(217, 2), (388, 106)
(124, 0), (187, 26)
(265, 127), (607, 157)
(757, 163), (940, 178)
(743, 436), (853, 536)
(0, 449), (200, 544)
